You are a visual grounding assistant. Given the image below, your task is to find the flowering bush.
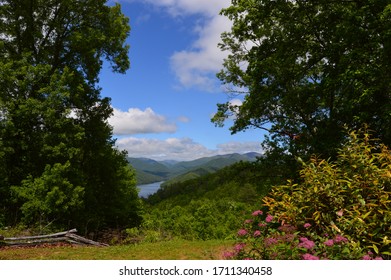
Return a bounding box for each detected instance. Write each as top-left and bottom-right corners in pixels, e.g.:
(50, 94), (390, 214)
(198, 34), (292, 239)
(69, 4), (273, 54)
(225, 210), (365, 260)
(226, 128), (390, 260)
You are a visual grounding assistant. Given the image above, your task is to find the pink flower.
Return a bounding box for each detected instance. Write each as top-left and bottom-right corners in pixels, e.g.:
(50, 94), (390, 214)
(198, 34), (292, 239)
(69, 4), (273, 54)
(362, 255), (372, 260)
(237, 229), (248, 236)
(253, 230), (261, 237)
(252, 210), (263, 216)
(223, 251), (235, 259)
(281, 233), (295, 242)
(336, 209), (344, 217)
(265, 214), (273, 223)
(258, 223), (267, 227)
(264, 237), (278, 247)
(334, 235), (348, 243)
(304, 223), (311, 229)
(234, 243), (246, 252)
(374, 256), (383, 260)
(298, 238), (315, 250)
(302, 253), (319, 260)
(324, 239), (334, 247)
(245, 219), (253, 224)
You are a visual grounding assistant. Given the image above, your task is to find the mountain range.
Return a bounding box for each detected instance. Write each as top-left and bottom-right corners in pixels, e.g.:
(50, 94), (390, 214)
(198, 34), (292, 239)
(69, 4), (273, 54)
(128, 152), (262, 185)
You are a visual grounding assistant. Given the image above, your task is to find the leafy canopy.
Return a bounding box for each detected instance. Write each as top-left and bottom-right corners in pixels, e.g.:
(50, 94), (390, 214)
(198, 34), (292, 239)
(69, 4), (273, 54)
(0, 0), (142, 231)
(214, 0), (391, 160)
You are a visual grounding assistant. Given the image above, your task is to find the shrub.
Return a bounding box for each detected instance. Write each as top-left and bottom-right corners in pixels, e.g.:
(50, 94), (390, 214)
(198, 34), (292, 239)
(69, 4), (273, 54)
(228, 128), (391, 259)
(225, 210), (365, 260)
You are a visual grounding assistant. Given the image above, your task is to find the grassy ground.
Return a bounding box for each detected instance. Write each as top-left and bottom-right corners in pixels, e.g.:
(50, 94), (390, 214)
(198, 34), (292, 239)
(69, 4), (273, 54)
(0, 239), (233, 260)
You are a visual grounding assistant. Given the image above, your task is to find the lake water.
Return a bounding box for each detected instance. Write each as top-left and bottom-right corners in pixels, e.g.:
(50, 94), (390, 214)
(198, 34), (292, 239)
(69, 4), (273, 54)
(137, 181), (164, 198)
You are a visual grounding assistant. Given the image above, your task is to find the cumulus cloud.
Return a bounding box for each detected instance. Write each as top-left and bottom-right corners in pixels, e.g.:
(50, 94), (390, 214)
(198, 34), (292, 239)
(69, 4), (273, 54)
(116, 137), (262, 161)
(109, 107), (177, 135)
(122, 0), (232, 90)
(170, 14), (231, 90)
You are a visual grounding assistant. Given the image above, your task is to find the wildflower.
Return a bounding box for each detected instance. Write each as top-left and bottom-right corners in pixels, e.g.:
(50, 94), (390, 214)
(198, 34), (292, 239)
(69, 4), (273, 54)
(304, 223), (311, 229)
(336, 209), (344, 217)
(258, 223), (267, 227)
(281, 233), (295, 243)
(324, 239), (334, 247)
(298, 238), (315, 250)
(245, 219), (253, 224)
(223, 251), (235, 259)
(253, 230), (261, 237)
(234, 243), (246, 252)
(334, 235), (348, 243)
(264, 237), (278, 247)
(374, 256), (383, 260)
(237, 229), (248, 236)
(265, 214), (273, 223)
(362, 255), (372, 260)
(252, 210), (263, 216)
(302, 253), (319, 260)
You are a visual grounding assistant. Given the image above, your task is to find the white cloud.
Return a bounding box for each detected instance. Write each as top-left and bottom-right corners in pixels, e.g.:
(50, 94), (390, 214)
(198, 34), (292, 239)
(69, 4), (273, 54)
(217, 141), (261, 154)
(229, 98), (243, 107)
(170, 14), (231, 90)
(130, 0), (227, 17)
(122, 0), (232, 91)
(109, 107), (177, 135)
(177, 116), (190, 123)
(116, 137), (262, 161)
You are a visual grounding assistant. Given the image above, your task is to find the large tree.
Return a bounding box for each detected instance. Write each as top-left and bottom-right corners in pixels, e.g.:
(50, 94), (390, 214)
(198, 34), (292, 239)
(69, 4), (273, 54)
(0, 0), (142, 231)
(213, 0), (391, 162)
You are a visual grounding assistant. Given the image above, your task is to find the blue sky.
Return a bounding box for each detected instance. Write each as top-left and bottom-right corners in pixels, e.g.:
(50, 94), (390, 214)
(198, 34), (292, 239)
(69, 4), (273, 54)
(100, 0), (265, 161)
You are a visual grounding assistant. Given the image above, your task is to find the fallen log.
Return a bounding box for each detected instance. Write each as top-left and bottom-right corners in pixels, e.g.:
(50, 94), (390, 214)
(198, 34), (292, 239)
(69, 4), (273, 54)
(1, 228), (108, 247)
(4, 229), (77, 241)
(66, 233), (109, 247)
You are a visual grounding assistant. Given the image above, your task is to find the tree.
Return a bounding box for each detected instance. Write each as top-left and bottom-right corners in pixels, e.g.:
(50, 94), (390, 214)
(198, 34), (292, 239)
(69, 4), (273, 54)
(0, 0), (142, 231)
(213, 0), (391, 163)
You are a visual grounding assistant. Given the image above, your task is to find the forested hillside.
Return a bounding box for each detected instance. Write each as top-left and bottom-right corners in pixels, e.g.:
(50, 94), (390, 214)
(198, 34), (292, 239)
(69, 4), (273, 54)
(135, 160), (284, 241)
(129, 153), (261, 185)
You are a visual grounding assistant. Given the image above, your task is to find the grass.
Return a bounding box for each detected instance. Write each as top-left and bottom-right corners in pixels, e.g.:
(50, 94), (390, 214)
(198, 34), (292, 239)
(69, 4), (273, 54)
(0, 239), (233, 260)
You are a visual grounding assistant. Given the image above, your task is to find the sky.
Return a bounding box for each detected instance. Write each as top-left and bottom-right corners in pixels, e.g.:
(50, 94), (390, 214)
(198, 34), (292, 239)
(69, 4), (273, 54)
(100, 0), (266, 161)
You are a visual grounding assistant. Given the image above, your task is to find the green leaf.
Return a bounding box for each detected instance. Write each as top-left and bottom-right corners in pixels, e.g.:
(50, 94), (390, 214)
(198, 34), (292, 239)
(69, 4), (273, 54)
(372, 244), (379, 254)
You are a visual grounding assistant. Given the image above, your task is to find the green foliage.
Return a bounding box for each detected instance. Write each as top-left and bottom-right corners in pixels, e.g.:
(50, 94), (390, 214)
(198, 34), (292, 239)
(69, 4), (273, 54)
(229, 129), (390, 259)
(147, 161), (273, 206)
(214, 0), (391, 162)
(135, 161), (277, 242)
(139, 199), (251, 241)
(11, 162), (84, 226)
(0, 0), (142, 232)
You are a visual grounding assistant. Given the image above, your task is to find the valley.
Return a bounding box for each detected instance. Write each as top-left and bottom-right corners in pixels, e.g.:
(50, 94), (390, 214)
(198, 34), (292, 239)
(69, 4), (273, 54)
(128, 152), (261, 186)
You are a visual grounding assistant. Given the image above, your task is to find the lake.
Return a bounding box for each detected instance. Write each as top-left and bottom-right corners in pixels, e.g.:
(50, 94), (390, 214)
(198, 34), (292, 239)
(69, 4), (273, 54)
(137, 181), (164, 198)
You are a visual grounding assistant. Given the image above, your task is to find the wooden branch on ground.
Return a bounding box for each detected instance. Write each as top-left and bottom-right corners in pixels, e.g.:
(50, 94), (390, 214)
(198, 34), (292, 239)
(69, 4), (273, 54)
(4, 229), (77, 241)
(1, 228), (109, 247)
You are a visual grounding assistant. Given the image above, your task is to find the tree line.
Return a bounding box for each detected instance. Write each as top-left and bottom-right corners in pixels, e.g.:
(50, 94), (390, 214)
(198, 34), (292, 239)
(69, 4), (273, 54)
(0, 0), (142, 233)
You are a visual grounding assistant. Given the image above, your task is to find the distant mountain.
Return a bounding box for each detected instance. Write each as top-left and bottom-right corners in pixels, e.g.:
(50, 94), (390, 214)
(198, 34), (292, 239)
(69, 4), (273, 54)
(128, 152), (262, 185)
(127, 157), (170, 184)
